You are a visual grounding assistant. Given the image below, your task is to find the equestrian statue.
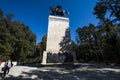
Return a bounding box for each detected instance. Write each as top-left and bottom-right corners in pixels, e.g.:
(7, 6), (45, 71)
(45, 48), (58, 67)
(49, 5), (69, 16)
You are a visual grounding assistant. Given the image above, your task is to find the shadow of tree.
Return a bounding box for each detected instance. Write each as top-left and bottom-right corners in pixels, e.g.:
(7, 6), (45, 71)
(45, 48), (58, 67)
(59, 27), (71, 52)
(46, 27), (74, 63)
(46, 52), (73, 63)
(3, 64), (120, 80)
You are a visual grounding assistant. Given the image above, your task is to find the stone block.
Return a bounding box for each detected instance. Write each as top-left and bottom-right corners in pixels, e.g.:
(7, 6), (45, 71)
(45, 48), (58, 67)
(42, 15), (76, 64)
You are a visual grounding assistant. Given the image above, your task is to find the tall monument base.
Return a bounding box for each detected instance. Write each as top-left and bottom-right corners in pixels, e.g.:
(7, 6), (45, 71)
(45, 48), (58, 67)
(42, 51), (76, 64)
(42, 15), (76, 65)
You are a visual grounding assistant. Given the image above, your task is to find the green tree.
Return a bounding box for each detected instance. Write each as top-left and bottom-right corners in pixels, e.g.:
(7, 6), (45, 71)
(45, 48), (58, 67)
(93, 0), (120, 24)
(76, 24), (102, 62)
(0, 9), (36, 62)
(34, 34), (47, 62)
(93, 0), (120, 64)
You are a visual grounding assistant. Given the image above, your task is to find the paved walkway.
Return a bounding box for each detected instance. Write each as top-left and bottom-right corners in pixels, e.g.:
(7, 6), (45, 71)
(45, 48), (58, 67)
(0, 63), (120, 80)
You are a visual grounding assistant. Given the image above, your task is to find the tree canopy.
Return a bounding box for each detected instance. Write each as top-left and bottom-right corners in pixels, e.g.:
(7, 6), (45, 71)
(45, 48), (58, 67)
(0, 9), (36, 62)
(75, 0), (120, 64)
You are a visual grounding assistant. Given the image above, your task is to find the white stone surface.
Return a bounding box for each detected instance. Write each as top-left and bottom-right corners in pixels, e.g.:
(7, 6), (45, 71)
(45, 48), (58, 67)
(42, 51), (47, 64)
(42, 15), (71, 64)
(46, 15), (69, 52)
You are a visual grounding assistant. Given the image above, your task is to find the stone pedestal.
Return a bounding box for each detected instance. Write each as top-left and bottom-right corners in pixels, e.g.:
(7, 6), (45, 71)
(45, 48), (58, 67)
(42, 15), (76, 64)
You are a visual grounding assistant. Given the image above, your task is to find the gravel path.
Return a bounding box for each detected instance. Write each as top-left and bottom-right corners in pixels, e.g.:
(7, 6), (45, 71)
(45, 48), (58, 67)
(0, 63), (120, 80)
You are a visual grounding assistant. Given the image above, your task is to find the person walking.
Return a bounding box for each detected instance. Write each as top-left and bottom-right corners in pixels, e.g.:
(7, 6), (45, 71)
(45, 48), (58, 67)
(2, 58), (13, 77)
(3, 62), (8, 77)
(7, 59), (13, 73)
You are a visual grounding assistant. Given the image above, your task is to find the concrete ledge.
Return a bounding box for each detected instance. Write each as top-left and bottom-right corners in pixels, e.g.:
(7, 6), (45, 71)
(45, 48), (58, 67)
(49, 15), (69, 22)
(41, 62), (74, 67)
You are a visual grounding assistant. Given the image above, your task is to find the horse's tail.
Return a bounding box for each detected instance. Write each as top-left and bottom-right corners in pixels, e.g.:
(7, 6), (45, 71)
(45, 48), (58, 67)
(65, 11), (69, 15)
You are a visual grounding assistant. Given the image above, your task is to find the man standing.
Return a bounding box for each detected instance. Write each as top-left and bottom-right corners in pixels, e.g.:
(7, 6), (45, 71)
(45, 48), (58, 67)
(3, 58), (13, 77)
(7, 59), (13, 73)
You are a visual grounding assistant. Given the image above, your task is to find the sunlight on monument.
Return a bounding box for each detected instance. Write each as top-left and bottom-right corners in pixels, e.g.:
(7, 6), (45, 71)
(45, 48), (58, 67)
(42, 6), (76, 64)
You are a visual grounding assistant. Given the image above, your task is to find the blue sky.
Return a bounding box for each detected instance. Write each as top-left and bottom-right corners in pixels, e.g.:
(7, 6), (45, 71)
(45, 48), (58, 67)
(0, 0), (99, 43)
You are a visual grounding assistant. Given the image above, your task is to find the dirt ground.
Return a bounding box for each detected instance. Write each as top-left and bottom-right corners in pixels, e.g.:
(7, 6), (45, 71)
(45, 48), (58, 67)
(0, 63), (120, 80)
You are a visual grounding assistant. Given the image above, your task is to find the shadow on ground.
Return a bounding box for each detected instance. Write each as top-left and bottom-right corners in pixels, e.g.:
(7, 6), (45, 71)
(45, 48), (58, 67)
(2, 64), (120, 80)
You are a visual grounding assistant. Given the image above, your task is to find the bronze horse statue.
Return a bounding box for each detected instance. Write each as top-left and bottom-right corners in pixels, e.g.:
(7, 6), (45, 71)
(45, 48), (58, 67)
(49, 5), (69, 16)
